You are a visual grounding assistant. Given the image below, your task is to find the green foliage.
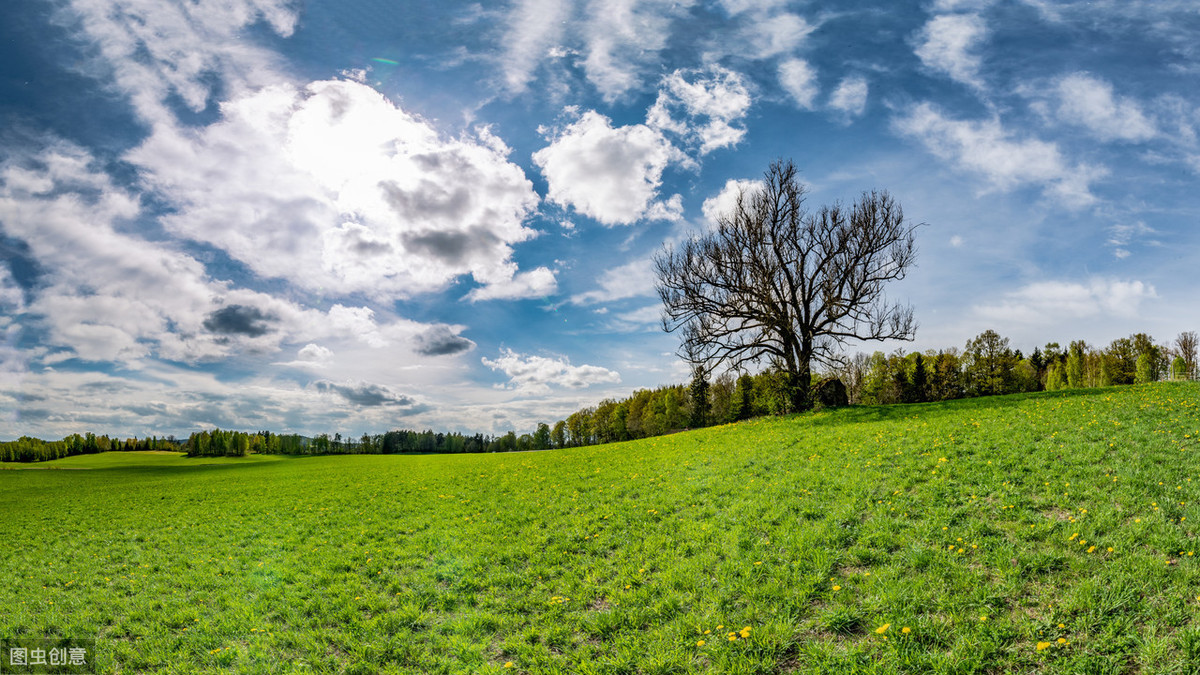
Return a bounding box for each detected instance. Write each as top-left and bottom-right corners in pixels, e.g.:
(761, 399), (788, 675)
(4, 384), (1200, 673)
(1174, 356), (1190, 381)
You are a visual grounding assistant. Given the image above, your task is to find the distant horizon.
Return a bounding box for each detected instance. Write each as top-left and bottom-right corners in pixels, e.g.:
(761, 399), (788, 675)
(3, 0), (1198, 441)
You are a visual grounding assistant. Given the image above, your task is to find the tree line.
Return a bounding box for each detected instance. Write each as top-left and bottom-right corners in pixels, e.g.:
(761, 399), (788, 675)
(3, 329), (1196, 462)
(0, 434), (180, 463)
(834, 329), (1198, 406)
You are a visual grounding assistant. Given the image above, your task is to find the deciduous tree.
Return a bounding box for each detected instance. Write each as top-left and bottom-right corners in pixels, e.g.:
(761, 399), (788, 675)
(655, 159), (918, 411)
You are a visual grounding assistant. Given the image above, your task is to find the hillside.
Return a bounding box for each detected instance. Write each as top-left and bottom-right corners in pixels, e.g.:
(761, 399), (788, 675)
(3, 383), (1200, 673)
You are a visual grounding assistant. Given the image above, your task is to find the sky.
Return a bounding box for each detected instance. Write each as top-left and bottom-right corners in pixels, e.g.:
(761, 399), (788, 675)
(1, 0), (1199, 440)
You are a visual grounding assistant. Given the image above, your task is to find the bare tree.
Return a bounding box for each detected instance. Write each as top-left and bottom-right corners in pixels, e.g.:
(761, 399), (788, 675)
(1177, 331), (1198, 379)
(655, 159), (918, 411)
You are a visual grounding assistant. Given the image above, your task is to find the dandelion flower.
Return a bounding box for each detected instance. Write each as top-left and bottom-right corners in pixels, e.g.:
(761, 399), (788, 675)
(833, 585), (841, 591)
(1057, 638), (1067, 644)
(875, 624), (891, 634)
(902, 627), (911, 634)
(504, 662), (514, 669)
(696, 640), (705, 647)
(1036, 642), (1052, 651)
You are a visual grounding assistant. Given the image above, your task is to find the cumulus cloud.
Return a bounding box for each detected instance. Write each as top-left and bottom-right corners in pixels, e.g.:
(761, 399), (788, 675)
(0, 144), (228, 363)
(829, 76), (869, 118)
(413, 325), (476, 356)
(482, 348), (620, 394)
(646, 66), (752, 155)
(701, 178), (761, 224)
(313, 379), (422, 408)
(1048, 73), (1158, 142)
(202, 305), (276, 338)
(464, 266), (557, 302)
(914, 14), (989, 90)
(892, 102), (1106, 207)
(778, 58), (819, 110)
(533, 110), (683, 225)
(127, 79), (544, 301)
(974, 278), (1158, 323)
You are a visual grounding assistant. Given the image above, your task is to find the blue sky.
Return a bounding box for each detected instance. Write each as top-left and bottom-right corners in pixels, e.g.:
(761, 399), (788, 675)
(2, 0), (1199, 440)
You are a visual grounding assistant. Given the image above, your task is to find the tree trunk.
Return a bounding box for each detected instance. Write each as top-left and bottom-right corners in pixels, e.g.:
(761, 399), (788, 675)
(791, 358), (813, 412)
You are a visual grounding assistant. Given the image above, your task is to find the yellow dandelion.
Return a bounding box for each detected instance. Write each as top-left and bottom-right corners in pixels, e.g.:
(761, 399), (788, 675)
(901, 627), (911, 634)
(696, 640), (705, 647)
(504, 662), (514, 669)
(1057, 638), (1067, 644)
(875, 623), (891, 634)
(1036, 642), (1052, 651)
(833, 585), (841, 591)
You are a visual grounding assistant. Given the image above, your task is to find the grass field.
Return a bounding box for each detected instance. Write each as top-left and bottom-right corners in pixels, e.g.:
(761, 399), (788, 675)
(4, 383), (1200, 674)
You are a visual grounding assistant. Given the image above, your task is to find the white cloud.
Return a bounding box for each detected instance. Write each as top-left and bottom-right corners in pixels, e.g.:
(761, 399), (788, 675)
(499, 0), (570, 93)
(0, 265), (23, 314)
(779, 58), (819, 110)
(464, 266), (558, 302)
(646, 66), (752, 155)
(127, 79), (544, 301)
(1050, 73), (1158, 142)
(829, 76), (869, 118)
(1107, 221), (1159, 259)
(571, 258), (658, 305)
(914, 14), (989, 90)
(482, 348), (620, 394)
(701, 178), (760, 224)
(618, 305), (662, 324)
(0, 143), (226, 363)
(533, 110), (683, 225)
(736, 12), (815, 60)
(950, 235), (965, 247)
(580, 0), (695, 102)
(893, 102), (1106, 207)
(974, 278), (1158, 323)
(57, 0), (297, 124)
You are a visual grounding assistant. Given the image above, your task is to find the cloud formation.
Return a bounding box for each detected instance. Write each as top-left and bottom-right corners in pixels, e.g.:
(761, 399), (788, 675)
(646, 66), (752, 155)
(829, 76), (869, 118)
(482, 348), (620, 394)
(778, 58), (819, 110)
(128, 79), (546, 301)
(974, 278), (1158, 323)
(893, 102), (1105, 206)
(313, 380), (422, 408)
(533, 111), (682, 225)
(1048, 73), (1158, 142)
(915, 13), (989, 90)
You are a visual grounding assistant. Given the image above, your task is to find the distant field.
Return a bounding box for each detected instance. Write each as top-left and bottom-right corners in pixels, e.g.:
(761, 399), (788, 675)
(4, 384), (1200, 674)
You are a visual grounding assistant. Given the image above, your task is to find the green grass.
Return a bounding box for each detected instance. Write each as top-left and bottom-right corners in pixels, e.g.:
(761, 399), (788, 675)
(3, 383), (1200, 673)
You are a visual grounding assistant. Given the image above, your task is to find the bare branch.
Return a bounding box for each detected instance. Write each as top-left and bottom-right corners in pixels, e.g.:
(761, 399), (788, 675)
(654, 159), (919, 411)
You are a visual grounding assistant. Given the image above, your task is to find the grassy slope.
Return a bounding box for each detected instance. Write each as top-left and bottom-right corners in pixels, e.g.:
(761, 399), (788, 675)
(3, 383), (1200, 674)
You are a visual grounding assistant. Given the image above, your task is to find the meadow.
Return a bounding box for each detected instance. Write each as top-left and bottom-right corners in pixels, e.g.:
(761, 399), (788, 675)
(3, 383), (1200, 674)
